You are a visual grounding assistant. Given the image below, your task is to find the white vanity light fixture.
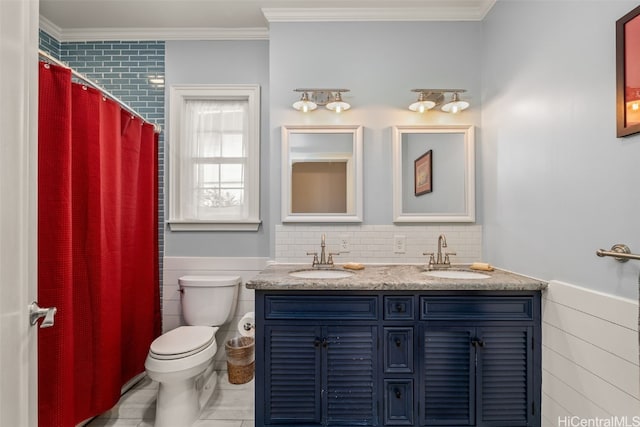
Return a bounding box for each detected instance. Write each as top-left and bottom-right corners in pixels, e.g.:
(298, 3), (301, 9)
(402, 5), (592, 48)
(292, 91), (317, 113)
(408, 90), (439, 113)
(325, 91), (350, 113)
(293, 89), (351, 113)
(409, 89), (469, 113)
(441, 91), (470, 113)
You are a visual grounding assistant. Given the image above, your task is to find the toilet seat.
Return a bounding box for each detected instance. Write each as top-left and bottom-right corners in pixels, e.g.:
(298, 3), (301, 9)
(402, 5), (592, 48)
(149, 326), (217, 360)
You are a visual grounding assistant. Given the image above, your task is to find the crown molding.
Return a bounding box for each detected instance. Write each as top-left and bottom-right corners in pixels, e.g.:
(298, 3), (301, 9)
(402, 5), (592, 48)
(262, 3), (496, 23)
(39, 15), (268, 41)
(39, 1), (497, 42)
(39, 16), (62, 40)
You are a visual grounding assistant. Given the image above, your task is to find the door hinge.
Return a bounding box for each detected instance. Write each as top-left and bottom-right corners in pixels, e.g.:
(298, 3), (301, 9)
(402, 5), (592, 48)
(532, 401), (535, 415)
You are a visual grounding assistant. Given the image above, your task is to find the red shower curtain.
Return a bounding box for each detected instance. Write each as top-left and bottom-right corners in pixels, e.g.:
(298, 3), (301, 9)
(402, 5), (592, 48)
(37, 61), (161, 426)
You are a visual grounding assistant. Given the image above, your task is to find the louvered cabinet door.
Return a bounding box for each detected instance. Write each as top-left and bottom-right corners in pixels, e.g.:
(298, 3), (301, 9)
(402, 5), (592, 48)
(421, 327), (476, 426)
(325, 326), (378, 426)
(265, 325), (323, 425)
(476, 327), (533, 427)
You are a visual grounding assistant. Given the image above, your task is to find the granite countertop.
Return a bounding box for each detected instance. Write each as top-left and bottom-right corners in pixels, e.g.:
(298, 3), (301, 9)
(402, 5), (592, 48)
(246, 264), (548, 291)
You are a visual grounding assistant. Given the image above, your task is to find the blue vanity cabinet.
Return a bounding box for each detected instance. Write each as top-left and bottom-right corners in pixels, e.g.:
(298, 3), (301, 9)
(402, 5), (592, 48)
(255, 291), (541, 427)
(382, 295), (416, 426)
(264, 325), (322, 424)
(420, 296), (539, 427)
(257, 294), (379, 426)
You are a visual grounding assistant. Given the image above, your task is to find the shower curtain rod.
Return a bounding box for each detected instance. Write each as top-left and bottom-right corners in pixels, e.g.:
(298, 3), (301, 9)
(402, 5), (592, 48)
(38, 49), (161, 134)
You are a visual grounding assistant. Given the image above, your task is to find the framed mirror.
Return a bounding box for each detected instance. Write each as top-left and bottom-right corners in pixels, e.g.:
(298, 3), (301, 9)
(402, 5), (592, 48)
(392, 125), (475, 223)
(281, 125), (363, 222)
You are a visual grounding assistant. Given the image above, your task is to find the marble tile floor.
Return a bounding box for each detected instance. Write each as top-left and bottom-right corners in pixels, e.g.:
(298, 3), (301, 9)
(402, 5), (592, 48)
(84, 372), (255, 427)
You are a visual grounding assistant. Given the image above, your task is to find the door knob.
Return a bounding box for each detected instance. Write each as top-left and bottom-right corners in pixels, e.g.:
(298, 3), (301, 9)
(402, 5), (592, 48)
(29, 301), (57, 328)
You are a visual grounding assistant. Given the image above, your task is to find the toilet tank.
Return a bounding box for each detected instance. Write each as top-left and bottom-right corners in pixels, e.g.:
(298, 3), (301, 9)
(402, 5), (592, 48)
(178, 275), (240, 326)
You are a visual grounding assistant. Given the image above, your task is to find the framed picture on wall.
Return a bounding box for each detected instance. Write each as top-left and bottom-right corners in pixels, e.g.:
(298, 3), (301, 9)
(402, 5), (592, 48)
(414, 149), (432, 196)
(616, 5), (640, 137)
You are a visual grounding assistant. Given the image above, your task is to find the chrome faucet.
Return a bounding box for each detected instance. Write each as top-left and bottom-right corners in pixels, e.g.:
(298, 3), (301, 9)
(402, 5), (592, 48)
(307, 234), (339, 268)
(423, 234), (456, 269)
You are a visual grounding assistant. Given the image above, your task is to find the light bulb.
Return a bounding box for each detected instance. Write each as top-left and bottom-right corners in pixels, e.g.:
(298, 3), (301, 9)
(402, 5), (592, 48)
(633, 102), (639, 111)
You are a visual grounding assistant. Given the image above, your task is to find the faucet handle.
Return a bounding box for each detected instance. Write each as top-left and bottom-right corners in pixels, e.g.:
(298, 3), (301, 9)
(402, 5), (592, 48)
(423, 252), (436, 266)
(444, 252), (457, 265)
(327, 252), (340, 265)
(307, 252), (319, 266)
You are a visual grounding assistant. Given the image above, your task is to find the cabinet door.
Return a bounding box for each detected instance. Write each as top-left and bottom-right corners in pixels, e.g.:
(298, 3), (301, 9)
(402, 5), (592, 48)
(421, 327), (475, 426)
(265, 325), (323, 425)
(476, 327), (533, 427)
(326, 326), (379, 426)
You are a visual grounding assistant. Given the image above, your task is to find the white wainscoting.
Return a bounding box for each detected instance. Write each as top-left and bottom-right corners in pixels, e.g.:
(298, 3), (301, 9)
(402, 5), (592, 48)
(162, 256), (269, 370)
(542, 280), (640, 426)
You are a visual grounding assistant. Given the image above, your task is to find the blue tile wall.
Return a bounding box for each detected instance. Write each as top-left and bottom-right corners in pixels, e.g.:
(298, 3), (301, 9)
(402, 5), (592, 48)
(39, 29), (61, 58)
(38, 33), (165, 304)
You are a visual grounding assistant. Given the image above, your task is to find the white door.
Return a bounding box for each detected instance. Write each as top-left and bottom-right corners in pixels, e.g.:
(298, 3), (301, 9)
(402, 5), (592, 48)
(0, 0), (39, 425)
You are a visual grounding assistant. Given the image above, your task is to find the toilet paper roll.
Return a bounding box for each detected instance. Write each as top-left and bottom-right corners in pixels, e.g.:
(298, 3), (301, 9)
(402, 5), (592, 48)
(238, 311), (255, 337)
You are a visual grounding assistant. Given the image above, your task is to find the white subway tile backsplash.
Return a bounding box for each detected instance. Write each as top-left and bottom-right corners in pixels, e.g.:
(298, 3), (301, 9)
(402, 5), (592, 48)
(275, 224), (482, 265)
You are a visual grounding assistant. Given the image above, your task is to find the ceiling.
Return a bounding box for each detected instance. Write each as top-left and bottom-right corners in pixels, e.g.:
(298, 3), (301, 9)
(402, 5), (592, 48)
(40, 0), (496, 41)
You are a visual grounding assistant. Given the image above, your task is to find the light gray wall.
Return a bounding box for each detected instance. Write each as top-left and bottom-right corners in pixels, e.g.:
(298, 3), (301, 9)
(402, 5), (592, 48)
(164, 40), (270, 256)
(481, 1), (640, 299)
(269, 22), (483, 248)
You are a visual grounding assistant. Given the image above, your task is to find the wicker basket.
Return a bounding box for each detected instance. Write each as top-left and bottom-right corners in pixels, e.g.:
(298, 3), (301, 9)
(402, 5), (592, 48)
(225, 336), (255, 384)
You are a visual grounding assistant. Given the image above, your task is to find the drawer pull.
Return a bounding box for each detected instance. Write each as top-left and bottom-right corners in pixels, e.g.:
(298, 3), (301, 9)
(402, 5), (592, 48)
(313, 338), (322, 348)
(395, 303), (405, 313)
(395, 388), (402, 399)
(395, 338), (402, 347)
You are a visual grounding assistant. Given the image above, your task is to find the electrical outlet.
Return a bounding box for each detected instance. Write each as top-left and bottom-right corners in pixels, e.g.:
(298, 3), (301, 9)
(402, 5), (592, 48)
(393, 235), (406, 254)
(340, 235), (350, 253)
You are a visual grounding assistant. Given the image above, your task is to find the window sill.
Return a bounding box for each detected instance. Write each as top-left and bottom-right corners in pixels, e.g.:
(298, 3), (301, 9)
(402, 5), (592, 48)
(168, 220), (262, 232)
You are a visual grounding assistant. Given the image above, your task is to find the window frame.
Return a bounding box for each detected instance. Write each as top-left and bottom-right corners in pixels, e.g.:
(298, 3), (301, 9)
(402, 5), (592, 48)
(168, 84), (261, 231)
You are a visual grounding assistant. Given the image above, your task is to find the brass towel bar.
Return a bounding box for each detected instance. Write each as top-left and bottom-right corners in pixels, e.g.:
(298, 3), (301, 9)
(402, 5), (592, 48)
(596, 244), (640, 263)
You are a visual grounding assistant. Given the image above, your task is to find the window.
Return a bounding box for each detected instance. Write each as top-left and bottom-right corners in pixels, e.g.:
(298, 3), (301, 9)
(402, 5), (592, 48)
(168, 85), (260, 230)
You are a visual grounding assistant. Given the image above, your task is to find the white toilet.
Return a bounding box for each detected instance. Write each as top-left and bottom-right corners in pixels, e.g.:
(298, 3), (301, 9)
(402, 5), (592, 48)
(145, 275), (240, 427)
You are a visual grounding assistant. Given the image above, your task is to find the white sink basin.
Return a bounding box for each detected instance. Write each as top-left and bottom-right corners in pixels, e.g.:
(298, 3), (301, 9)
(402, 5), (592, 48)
(289, 269), (354, 279)
(424, 270), (491, 280)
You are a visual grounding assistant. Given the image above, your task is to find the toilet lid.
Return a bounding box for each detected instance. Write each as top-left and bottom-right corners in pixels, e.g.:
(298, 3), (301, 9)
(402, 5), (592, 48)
(149, 326), (216, 360)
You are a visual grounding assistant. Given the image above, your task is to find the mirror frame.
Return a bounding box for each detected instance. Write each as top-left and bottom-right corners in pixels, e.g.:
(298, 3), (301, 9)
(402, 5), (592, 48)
(392, 125), (475, 223)
(281, 125), (363, 223)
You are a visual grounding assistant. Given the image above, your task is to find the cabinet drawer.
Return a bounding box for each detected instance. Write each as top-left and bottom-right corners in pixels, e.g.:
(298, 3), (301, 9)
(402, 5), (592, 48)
(384, 379), (414, 426)
(384, 328), (413, 373)
(265, 295), (377, 319)
(384, 296), (414, 320)
(420, 296), (534, 321)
